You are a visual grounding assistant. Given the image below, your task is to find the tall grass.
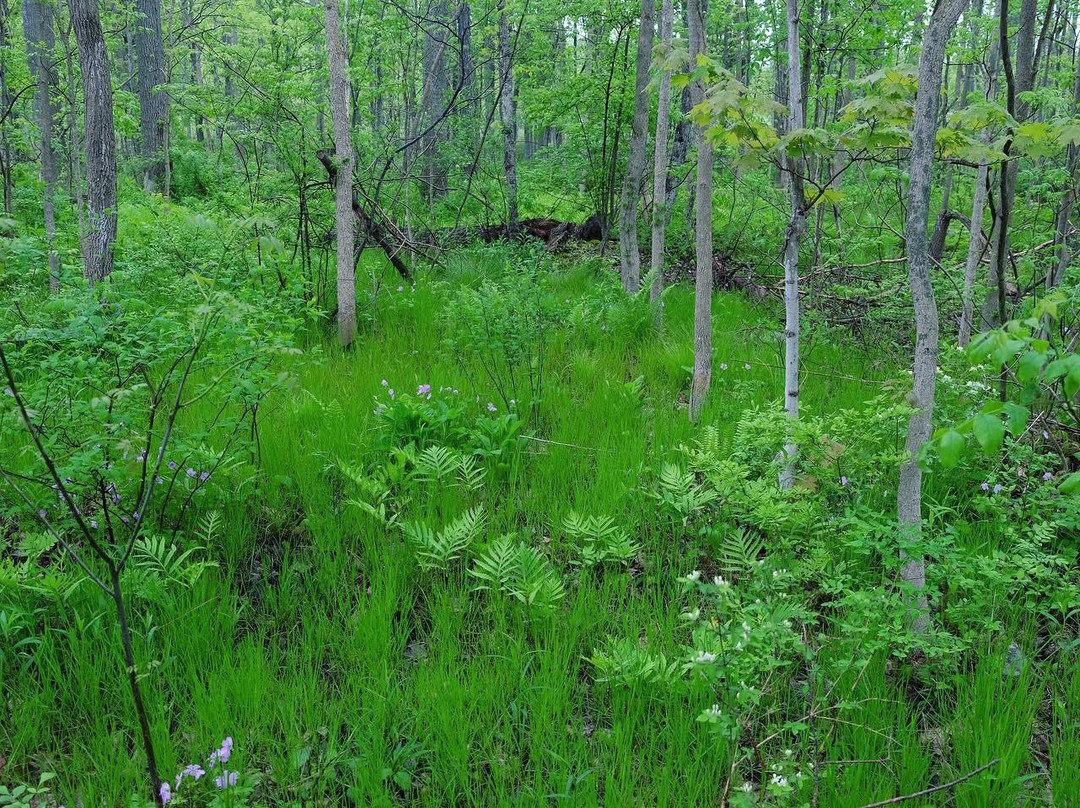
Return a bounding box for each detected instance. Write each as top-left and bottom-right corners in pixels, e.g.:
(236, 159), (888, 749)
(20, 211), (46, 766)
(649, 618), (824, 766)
(2, 254), (1066, 806)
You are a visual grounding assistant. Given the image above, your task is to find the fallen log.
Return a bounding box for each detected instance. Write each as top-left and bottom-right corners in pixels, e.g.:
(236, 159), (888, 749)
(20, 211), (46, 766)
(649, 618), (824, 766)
(426, 215), (604, 250)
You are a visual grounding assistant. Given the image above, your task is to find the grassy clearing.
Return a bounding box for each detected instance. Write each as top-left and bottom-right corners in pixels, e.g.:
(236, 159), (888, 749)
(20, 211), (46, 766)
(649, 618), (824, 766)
(3, 252), (1077, 807)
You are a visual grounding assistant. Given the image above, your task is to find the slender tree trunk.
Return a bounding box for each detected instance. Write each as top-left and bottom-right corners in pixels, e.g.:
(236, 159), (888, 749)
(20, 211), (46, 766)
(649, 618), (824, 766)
(111, 568), (163, 806)
(959, 4), (999, 345)
(898, 0), (968, 634)
(0, 0), (14, 214)
(981, 0), (1036, 329)
(324, 0), (356, 346)
(688, 0), (713, 422)
(68, 0), (117, 286)
(669, 85), (690, 211)
(779, 0), (805, 489)
(134, 0), (169, 192)
(498, 2), (518, 230)
(23, 0), (61, 292)
(618, 0), (654, 293)
(59, 14), (86, 251)
(650, 0), (674, 311)
(1047, 22), (1080, 291)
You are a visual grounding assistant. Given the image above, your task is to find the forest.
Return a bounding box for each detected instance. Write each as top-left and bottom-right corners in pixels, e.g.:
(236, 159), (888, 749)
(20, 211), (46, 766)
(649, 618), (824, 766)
(2, 0), (1080, 803)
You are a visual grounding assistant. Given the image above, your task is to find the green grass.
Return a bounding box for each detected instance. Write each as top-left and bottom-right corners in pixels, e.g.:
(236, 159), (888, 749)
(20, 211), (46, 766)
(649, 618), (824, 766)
(3, 253), (1077, 807)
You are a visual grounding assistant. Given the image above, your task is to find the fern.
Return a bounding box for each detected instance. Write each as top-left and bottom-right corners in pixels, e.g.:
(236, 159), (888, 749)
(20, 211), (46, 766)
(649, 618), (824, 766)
(715, 527), (765, 575)
(402, 505), (486, 571)
(132, 533), (217, 587)
(470, 538), (565, 613)
(652, 463), (718, 525)
(470, 535), (517, 590)
(413, 445), (461, 484)
(456, 454), (487, 492)
(589, 638), (683, 690)
(562, 511), (639, 567)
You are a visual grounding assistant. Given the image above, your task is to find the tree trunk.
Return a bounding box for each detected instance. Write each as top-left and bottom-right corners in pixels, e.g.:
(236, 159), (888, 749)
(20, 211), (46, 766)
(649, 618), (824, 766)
(498, 2), (518, 230)
(68, 0), (117, 286)
(1047, 22), (1080, 291)
(618, 0), (654, 294)
(688, 0), (713, 422)
(668, 85), (690, 211)
(134, 0), (169, 192)
(0, 0), (14, 214)
(324, 0), (356, 347)
(898, 0), (968, 634)
(959, 4), (999, 346)
(650, 0), (674, 311)
(779, 0), (805, 489)
(421, 0), (450, 200)
(980, 0), (1036, 330)
(23, 0), (61, 292)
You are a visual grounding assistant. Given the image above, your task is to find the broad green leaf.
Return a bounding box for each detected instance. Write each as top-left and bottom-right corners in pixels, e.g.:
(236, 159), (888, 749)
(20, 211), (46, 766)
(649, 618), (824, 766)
(938, 429), (966, 469)
(1060, 471), (1080, 495)
(1002, 402), (1029, 435)
(972, 413), (1005, 455)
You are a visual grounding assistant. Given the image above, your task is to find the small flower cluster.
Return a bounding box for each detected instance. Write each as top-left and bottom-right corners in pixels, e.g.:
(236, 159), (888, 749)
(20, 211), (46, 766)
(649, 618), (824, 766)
(718, 363), (753, 371)
(160, 736), (236, 804)
(166, 460), (212, 483)
(375, 379), (510, 415)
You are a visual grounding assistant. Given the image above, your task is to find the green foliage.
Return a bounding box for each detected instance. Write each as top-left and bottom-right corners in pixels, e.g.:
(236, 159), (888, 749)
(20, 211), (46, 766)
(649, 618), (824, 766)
(401, 505), (487, 572)
(470, 537), (566, 614)
(561, 511), (640, 568)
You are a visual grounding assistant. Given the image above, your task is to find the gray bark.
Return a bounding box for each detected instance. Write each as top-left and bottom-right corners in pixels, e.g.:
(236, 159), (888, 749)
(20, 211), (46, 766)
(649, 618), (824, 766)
(67, 0), (117, 286)
(421, 0), (450, 200)
(618, 0), (654, 294)
(779, 0), (805, 489)
(23, 0), (61, 292)
(688, 0), (713, 422)
(324, 0), (356, 346)
(959, 3), (999, 346)
(650, 0), (674, 309)
(898, 0), (968, 634)
(134, 0), (169, 192)
(1047, 22), (1080, 291)
(668, 85), (690, 211)
(498, 3), (518, 229)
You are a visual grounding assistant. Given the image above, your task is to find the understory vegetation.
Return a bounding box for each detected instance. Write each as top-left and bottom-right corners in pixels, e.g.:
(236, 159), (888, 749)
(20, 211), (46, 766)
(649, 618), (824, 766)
(4, 235), (1080, 806)
(6, 0), (1080, 802)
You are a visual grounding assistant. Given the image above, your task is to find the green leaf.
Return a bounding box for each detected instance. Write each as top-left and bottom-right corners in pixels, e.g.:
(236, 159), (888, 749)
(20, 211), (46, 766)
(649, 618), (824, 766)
(972, 413), (1005, 455)
(1060, 471), (1080, 495)
(938, 429), (966, 469)
(1016, 350), (1045, 385)
(1002, 403), (1029, 435)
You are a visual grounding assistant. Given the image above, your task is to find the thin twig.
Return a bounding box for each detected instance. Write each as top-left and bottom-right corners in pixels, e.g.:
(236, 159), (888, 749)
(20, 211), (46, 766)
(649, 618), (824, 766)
(854, 759), (1000, 808)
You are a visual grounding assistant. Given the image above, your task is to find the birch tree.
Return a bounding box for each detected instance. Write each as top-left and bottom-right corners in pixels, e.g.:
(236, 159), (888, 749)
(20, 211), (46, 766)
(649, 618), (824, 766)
(324, 0), (356, 346)
(898, 0), (968, 633)
(778, 0), (805, 488)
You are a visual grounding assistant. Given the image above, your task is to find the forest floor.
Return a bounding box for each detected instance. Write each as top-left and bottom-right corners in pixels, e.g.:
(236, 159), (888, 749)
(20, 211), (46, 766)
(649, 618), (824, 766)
(7, 248), (1079, 807)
